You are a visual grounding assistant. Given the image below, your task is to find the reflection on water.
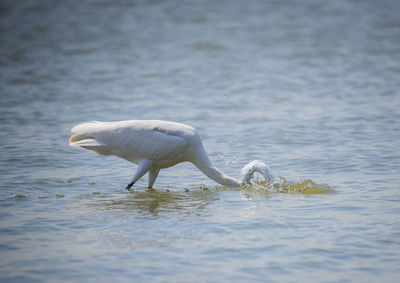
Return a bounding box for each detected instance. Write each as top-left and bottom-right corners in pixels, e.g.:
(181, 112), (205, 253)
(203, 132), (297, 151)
(74, 188), (218, 216)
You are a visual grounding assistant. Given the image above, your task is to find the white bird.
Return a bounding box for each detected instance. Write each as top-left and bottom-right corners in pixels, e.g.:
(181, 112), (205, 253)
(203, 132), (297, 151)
(69, 120), (275, 190)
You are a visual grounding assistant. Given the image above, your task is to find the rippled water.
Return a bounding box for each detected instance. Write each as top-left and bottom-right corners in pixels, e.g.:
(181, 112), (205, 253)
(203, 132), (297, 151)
(1, 0), (399, 282)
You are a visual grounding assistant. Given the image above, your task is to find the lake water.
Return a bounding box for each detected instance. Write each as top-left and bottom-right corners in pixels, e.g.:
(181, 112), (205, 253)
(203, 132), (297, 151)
(1, 0), (399, 282)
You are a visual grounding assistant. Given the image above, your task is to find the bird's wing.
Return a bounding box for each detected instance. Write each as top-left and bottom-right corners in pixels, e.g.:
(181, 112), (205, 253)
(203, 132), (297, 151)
(70, 121), (189, 161)
(116, 126), (189, 161)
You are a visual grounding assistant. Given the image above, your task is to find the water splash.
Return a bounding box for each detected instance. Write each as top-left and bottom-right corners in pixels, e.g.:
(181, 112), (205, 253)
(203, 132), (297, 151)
(186, 176), (332, 195)
(242, 176), (333, 194)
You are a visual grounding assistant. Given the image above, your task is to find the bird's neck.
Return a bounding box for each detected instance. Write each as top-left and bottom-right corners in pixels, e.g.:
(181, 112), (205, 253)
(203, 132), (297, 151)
(195, 164), (241, 188)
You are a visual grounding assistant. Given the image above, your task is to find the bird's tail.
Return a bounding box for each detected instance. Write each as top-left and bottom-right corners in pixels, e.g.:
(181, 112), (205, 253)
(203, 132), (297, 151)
(69, 121), (110, 155)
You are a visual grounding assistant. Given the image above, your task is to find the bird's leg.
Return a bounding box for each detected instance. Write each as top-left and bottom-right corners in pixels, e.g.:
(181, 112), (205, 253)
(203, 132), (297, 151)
(148, 169), (160, 188)
(125, 159), (154, 190)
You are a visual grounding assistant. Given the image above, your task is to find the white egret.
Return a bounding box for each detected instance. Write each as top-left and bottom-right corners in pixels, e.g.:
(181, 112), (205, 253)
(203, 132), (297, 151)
(69, 120), (275, 190)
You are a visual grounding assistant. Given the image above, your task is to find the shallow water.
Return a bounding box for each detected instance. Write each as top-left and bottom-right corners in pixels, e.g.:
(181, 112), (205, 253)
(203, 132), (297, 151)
(1, 0), (400, 282)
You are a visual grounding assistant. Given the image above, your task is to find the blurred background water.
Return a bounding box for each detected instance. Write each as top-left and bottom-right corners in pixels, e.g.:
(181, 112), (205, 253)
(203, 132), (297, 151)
(1, 0), (399, 282)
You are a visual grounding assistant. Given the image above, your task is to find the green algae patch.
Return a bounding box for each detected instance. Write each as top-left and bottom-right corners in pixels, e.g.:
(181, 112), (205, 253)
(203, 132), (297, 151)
(248, 177), (333, 194)
(279, 178), (332, 194)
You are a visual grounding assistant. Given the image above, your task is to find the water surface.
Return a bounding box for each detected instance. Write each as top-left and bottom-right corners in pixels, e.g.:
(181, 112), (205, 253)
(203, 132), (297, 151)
(1, 0), (399, 282)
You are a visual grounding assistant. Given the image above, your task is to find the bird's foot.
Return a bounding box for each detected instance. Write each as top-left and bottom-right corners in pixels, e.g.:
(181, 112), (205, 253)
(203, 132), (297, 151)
(125, 182), (134, 191)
